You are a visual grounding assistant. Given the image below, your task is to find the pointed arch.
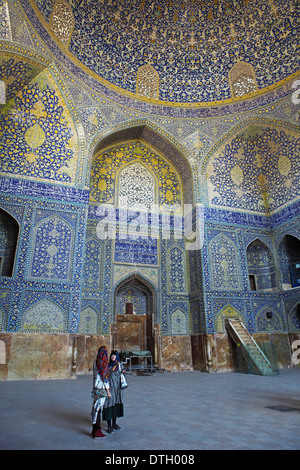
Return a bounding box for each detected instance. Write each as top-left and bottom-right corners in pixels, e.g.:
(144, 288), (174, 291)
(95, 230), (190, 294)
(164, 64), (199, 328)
(0, 207), (19, 277)
(113, 272), (158, 322)
(21, 299), (67, 333)
(209, 233), (241, 290)
(255, 306), (283, 332)
(288, 303), (300, 331)
(90, 139), (182, 212)
(202, 118), (300, 212)
(79, 305), (99, 334)
(29, 214), (74, 281)
(244, 235), (274, 253)
(277, 234), (300, 289)
(246, 238), (277, 291)
(215, 305), (244, 334)
(90, 123), (194, 206)
(171, 308), (188, 335)
(276, 232), (300, 247)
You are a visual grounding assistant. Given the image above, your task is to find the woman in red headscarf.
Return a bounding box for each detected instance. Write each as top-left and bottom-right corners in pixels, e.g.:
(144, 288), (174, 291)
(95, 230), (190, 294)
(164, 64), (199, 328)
(91, 346), (111, 439)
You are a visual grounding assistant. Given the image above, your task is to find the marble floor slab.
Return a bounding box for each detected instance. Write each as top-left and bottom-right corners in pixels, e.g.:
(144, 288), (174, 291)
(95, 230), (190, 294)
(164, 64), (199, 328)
(0, 369), (299, 451)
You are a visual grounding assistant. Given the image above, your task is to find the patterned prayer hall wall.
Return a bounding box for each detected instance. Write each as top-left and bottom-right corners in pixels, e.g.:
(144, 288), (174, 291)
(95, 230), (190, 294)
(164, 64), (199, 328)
(84, 140), (189, 336)
(0, 64), (300, 339)
(1, 124), (299, 338)
(0, 1), (299, 368)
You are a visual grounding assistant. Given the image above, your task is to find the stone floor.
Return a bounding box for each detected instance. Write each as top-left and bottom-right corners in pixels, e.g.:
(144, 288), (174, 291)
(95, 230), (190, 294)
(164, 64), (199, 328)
(0, 368), (299, 451)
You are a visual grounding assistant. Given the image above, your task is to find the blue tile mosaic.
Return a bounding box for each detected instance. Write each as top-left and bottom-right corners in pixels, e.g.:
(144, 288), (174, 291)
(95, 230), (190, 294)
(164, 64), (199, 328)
(16, 0), (298, 117)
(30, 0), (300, 104)
(114, 235), (158, 266)
(0, 0), (299, 340)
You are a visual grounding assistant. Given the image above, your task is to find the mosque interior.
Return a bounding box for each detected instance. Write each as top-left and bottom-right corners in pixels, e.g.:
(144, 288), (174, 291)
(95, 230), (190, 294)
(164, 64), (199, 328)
(0, 0), (300, 380)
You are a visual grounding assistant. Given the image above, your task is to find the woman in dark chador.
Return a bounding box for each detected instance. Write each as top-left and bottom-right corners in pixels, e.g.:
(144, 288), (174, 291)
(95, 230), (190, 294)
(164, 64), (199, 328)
(103, 350), (124, 433)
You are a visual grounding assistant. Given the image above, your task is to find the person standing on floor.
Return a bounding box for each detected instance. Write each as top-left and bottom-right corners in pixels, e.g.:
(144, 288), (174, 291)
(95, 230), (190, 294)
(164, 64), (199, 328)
(103, 350), (124, 433)
(91, 345), (111, 439)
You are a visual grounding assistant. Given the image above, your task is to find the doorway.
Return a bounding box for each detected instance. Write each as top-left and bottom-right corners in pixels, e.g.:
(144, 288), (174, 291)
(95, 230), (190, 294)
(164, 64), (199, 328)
(113, 274), (157, 358)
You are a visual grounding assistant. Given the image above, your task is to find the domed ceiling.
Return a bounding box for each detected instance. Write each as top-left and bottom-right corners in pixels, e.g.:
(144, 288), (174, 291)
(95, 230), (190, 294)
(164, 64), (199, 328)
(31, 0), (299, 104)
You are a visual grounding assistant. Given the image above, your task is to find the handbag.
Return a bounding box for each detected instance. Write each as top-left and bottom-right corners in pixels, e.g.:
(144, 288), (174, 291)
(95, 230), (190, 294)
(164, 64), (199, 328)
(120, 372), (128, 389)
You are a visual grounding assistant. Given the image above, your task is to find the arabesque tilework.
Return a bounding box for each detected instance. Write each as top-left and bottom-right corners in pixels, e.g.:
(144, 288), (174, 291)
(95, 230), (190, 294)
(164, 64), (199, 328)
(0, 0), (299, 345)
(90, 141), (182, 212)
(205, 124), (300, 213)
(0, 57), (78, 184)
(31, 0), (300, 104)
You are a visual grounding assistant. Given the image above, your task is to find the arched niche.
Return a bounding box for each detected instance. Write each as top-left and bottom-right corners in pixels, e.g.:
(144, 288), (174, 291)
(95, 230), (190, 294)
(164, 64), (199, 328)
(246, 239), (277, 291)
(278, 234), (300, 289)
(203, 119), (300, 214)
(91, 124), (195, 206)
(112, 273), (157, 356)
(214, 305), (244, 334)
(21, 299), (67, 333)
(29, 214), (74, 281)
(171, 308), (187, 335)
(255, 307), (283, 332)
(288, 303), (300, 331)
(114, 273), (157, 320)
(79, 305), (99, 335)
(0, 208), (19, 277)
(209, 233), (241, 290)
